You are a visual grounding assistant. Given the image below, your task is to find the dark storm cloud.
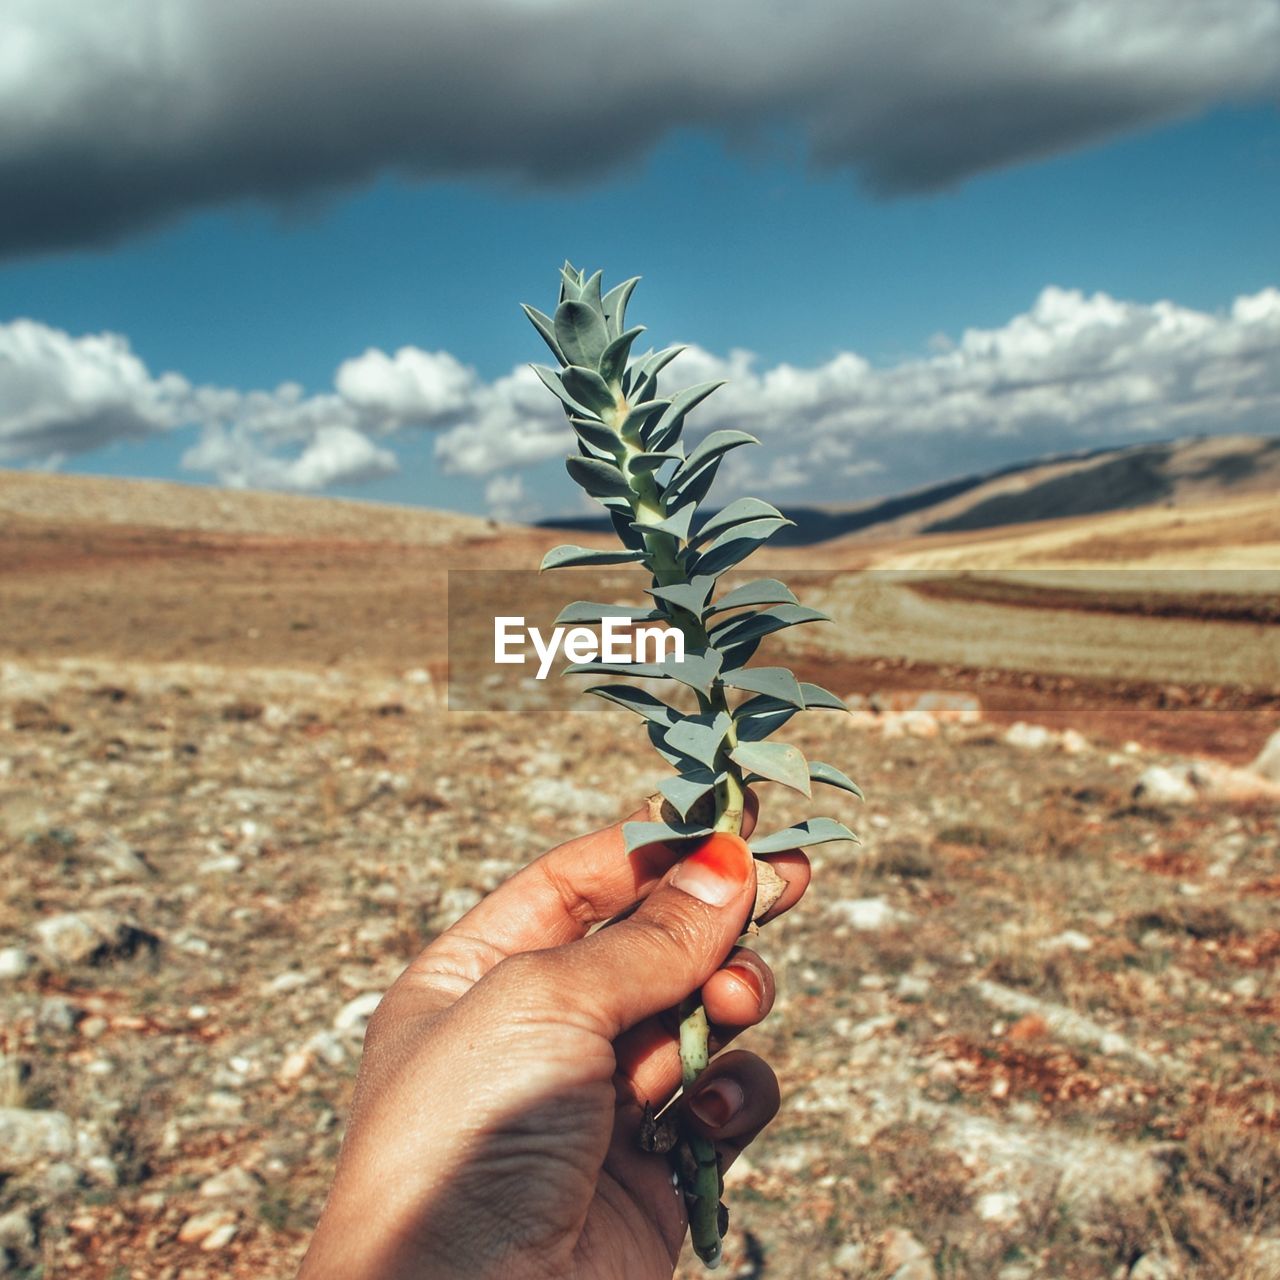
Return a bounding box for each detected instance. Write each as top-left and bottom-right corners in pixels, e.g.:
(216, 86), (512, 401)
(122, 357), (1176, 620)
(1, 0), (1276, 258)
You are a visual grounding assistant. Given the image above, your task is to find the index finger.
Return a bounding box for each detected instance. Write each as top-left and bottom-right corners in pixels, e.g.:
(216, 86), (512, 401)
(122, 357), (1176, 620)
(398, 792), (758, 1010)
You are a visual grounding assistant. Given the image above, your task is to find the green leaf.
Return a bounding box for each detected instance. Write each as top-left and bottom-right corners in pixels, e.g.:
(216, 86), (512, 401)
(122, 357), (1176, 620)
(672, 429), (759, 483)
(734, 702), (801, 741)
(648, 575), (718, 617)
(720, 666), (805, 707)
(562, 366), (617, 417)
(729, 740), (811, 797)
(599, 325), (645, 386)
(627, 450), (682, 475)
(659, 770), (721, 821)
(638, 501), (697, 541)
(809, 760), (865, 800)
(749, 817), (860, 855)
(691, 498), (788, 548)
(559, 262), (584, 302)
(532, 364), (595, 417)
(623, 817), (714, 856)
(521, 304), (565, 365)
(571, 417), (624, 457)
(555, 299), (610, 369)
(580, 269), (605, 315)
(608, 509), (648, 551)
(586, 685), (680, 726)
(540, 545), (646, 571)
(690, 525), (781, 578)
(706, 578), (800, 615)
(646, 381), (725, 452)
(565, 649), (720, 696)
(555, 601), (660, 625)
(566, 456), (631, 499)
(601, 276), (641, 339)
(664, 710), (733, 768)
(709, 604), (830, 648)
(618, 400), (671, 441)
(800, 683), (848, 711)
(627, 346), (684, 404)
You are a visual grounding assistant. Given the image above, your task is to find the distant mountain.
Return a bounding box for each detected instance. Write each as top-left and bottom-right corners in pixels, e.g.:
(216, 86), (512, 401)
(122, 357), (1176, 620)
(540, 434), (1280, 546)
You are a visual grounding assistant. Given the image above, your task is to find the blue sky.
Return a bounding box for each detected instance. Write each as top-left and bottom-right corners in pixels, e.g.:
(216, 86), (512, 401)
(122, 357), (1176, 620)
(2, 2), (1278, 519)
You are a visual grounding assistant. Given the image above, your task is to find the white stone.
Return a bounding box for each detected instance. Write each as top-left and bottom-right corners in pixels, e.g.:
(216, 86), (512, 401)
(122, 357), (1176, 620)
(0, 948), (32, 980)
(198, 854), (244, 875)
(0, 1108), (76, 1172)
(1132, 765), (1197, 806)
(1043, 930), (1093, 953)
(828, 898), (908, 930)
(1004, 722), (1054, 750)
(199, 1166), (261, 1198)
(1252, 728), (1280, 782)
(976, 1191), (1021, 1222)
(0, 1206), (34, 1252)
(178, 1207), (237, 1246)
(334, 991), (384, 1037)
(1060, 729), (1089, 755)
(1129, 1252), (1177, 1280)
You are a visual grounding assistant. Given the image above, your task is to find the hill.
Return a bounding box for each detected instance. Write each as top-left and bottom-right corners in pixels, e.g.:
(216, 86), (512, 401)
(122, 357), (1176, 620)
(541, 434), (1280, 547)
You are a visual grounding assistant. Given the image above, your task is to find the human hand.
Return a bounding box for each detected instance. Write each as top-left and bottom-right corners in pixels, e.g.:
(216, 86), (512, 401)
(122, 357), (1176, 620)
(298, 794), (811, 1279)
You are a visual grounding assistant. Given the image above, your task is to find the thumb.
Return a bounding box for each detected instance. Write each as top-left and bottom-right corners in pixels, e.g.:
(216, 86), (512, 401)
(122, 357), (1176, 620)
(558, 833), (757, 1040)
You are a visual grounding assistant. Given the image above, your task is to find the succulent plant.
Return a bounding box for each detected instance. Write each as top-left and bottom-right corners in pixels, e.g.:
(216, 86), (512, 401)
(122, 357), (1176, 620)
(526, 263), (860, 1269)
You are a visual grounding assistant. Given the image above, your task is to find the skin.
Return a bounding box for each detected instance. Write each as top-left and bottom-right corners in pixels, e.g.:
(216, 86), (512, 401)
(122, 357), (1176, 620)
(298, 793), (811, 1279)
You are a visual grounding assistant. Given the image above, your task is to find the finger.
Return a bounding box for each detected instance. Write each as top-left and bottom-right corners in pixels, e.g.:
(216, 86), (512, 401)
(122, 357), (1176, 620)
(398, 793), (759, 1016)
(551, 832), (758, 1040)
(615, 949), (774, 1106)
(680, 1049), (781, 1174)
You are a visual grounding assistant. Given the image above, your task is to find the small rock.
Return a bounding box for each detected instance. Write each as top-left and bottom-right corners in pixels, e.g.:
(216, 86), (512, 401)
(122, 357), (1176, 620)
(198, 854), (244, 875)
(895, 974), (930, 1001)
(883, 1226), (935, 1279)
(201, 1221), (239, 1250)
(1043, 929), (1093, 953)
(1231, 975), (1261, 1000)
(976, 1191), (1021, 1222)
(0, 1108), (76, 1172)
(199, 1166), (261, 1198)
(883, 710), (941, 739)
(177, 1207), (237, 1246)
(1129, 1252), (1177, 1280)
(90, 835), (151, 880)
(30, 910), (158, 969)
(0, 1206), (35, 1252)
(0, 948), (32, 980)
(1004, 722), (1054, 750)
(265, 970), (310, 994)
(204, 1091), (245, 1119)
(41, 1161), (82, 1193)
(832, 1241), (867, 1272)
(305, 1031), (348, 1067)
(1132, 765), (1197, 806)
(1252, 728), (1280, 782)
(276, 1047), (314, 1086)
(428, 886), (484, 930)
(828, 898), (908, 931)
(1060, 728), (1089, 755)
(334, 991), (384, 1038)
(36, 997), (79, 1034)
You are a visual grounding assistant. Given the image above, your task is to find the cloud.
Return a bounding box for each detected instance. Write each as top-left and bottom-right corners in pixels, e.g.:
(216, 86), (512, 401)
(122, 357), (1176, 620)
(429, 285), (1280, 504)
(4, 285), (1278, 504)
(0, 318), (188, 463)
(2, 0), (1277, 256)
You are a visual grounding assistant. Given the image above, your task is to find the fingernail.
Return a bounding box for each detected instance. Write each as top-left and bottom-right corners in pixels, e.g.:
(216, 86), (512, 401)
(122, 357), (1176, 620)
(725, 962), (765, 1007)
(690, 1076), (745, 1129)
(670, 834), (750, 907)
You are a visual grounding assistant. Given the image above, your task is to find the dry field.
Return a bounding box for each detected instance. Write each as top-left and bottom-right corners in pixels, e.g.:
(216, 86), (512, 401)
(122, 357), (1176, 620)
(0, 472), (1277, 1280)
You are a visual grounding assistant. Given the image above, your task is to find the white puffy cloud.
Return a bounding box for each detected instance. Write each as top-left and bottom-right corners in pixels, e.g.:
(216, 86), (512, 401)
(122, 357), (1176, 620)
(431, 285), (1280, 504)
(5, 285), (1279, 504)
(0, 319), (188, 464)
(2, 0), (1277, 256)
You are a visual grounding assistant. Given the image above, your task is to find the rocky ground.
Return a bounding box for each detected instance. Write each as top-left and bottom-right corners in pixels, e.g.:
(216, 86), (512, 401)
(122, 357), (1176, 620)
(2, 653), (1277, 1279)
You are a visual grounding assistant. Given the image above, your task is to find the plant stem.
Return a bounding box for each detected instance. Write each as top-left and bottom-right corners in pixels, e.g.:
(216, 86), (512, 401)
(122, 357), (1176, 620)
(619, 396), (737, 1268)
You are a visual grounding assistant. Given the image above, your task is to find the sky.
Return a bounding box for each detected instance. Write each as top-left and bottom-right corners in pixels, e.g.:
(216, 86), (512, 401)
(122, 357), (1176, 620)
(1, 1), (1278, 521)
